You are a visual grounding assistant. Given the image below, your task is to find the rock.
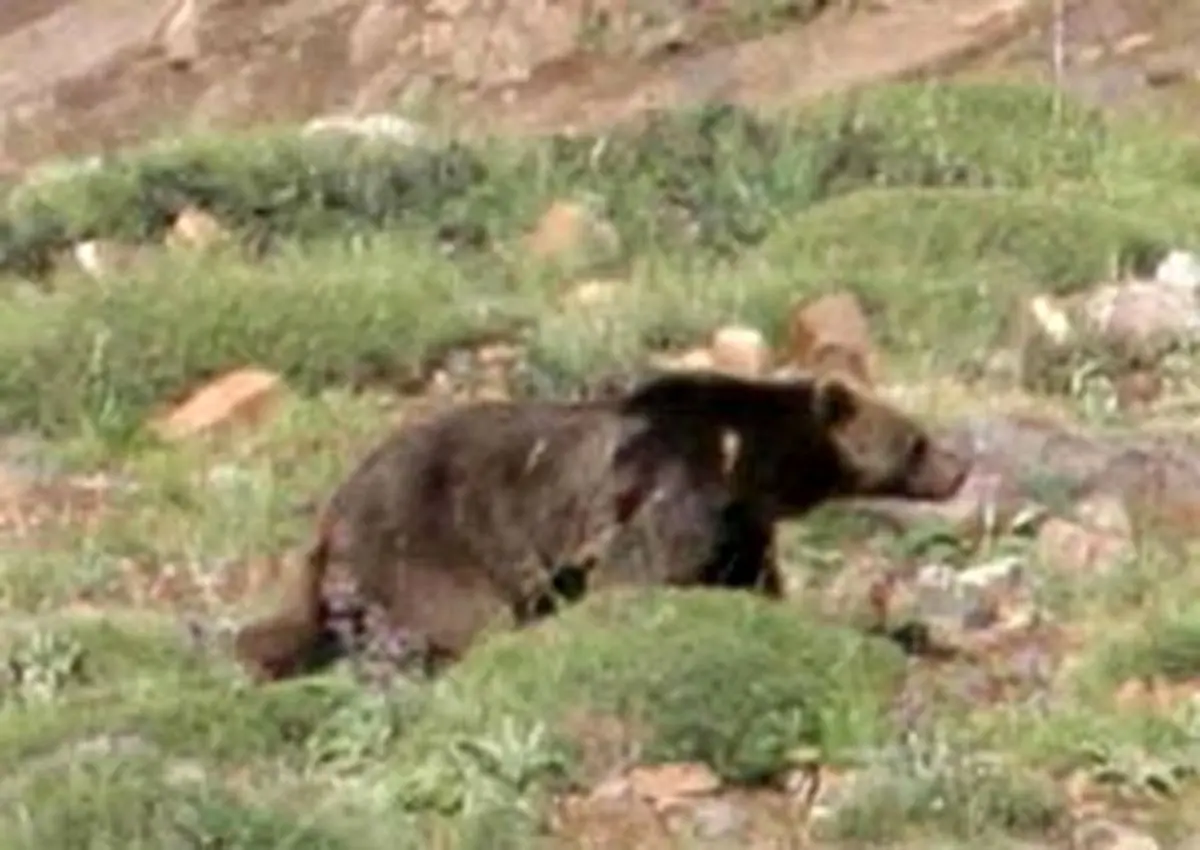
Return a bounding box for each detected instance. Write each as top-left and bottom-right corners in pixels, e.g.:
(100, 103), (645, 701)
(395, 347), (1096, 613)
(653, 348), (715, 372)
(151, 368), (286, 442)
(626, 762), (721, 809)
(1144, 60), (1191, 89)
(953, 0), (1030, 32)
(1083, 280), (1200, 357)
(1036, 517), (1133, 574)
(71, 240), (153, 279)
(710, 325), (770, 377)
(909, 556), (1028, 632)
(1071, 818), (1160, 850)
(1113, 32), (1154, 56)
(302, 113), (426, 145)
(1019, 278), (1200, 393)
(1154, 249), (1200, 290)
(785, 292), (876, 384)
(1026, 293), (1077, 345)
(1113, 369), (1163, 411)
(347, 0), (412, 71)
(686, 798), (748, 840)
(1016, 292), (1086, 393)
(166, 206), (227, 250)
(525, 199), (621, 273)
(1072, 492), (1134, 538)
(153, 0), (201, 69)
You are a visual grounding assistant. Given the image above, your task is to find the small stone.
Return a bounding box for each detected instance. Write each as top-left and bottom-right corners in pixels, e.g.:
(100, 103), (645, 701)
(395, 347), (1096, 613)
(71, 239), (153, 280)
(785, 291), (876, 384)
(687, 798), (747, 840)
(1113, 32), (1154, 56)
(167, 206), (228, 250)
(653, 348), (715, 372)
(302, 113), (426, 145)
(1036, 517), (1133, 574)
(1154, 249), (1200, 290)
(710, 325), (769, 377)
(151, 368), (286, 442)
(1071, 818), (1160, 850)
(626, 762), (721, 805)
(525, 199), (620, 272)
(1085, 280), (1200, 352)
(348, 0), (412, 71)
(1027, 293), (1076, 344)
(154, 0), (200, 68)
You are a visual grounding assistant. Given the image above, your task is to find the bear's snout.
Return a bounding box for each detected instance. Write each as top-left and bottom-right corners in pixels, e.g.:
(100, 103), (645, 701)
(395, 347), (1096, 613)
(905, 442), (971, 501)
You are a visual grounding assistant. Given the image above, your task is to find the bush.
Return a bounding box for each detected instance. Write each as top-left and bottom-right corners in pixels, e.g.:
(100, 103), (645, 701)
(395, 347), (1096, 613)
(0, 665), (368, 768)
(8, 82), (1190, 280)
(0, 754), (357, 850)
(382, 588), (905, 815)
(1094, 605), (1200, 685)
(2, 133), (492, 273)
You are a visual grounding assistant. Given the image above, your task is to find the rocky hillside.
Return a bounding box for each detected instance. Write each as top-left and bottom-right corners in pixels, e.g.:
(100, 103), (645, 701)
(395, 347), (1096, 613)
(3, 2), (1200, 850)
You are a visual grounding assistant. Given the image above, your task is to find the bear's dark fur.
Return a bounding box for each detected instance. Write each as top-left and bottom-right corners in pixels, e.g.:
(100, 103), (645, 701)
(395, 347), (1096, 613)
(233, 369), (970, 683)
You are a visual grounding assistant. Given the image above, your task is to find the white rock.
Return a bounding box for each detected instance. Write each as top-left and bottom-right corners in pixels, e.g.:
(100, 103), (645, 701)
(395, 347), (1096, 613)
(1154, 249), (1200, 290)
(302, 113), (426, 145)
(1028, 294), (1075, 344)
(710, 325), (770, 377)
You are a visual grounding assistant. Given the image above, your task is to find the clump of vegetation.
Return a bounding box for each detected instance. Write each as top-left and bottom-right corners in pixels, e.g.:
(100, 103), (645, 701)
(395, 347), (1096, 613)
(379, 587), (905, 816)
(825, 728), (1069, 843)
(1094, 604), (1200, 685)
(0, 754), (362, 850)
(1, 83), (1199, 439)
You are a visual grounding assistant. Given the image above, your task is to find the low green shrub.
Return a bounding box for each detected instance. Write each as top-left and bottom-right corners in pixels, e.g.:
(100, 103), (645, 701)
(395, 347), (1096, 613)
(381, 588), (905, 815)
(0, 754), (357, 850)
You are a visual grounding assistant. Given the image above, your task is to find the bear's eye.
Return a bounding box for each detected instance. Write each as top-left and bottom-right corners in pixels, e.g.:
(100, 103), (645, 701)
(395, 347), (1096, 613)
(906, 436), (928, 466)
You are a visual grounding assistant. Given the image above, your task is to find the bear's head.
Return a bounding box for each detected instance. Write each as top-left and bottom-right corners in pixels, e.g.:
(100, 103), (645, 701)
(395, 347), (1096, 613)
(619, 369), (970, 518)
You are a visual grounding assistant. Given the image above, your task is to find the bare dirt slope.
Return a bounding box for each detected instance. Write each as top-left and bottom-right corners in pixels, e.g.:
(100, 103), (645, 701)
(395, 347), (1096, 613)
(0, 0), (1039, 168)
(0, 0), (1190, 169)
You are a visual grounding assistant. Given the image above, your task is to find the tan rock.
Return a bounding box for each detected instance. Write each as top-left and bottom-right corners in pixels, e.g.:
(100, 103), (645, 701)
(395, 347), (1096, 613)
(1113, 32), (1154, 56)
(525, 199), (620, 271)
(785, 292), (876, 385)
(153, 0), (201, 68)
(710, 325), (769, 377)
(166, 206), (228, 250)
(1036, 517), (1133, 574)
(626, 762), (721, 808)
(348, 0), (413, 71)
(152, 368), (286, 442)
(652, 348), (714, 372)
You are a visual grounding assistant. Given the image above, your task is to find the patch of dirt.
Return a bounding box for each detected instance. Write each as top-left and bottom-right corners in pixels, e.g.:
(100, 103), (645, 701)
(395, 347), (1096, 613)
(0, 0), (1048, 167)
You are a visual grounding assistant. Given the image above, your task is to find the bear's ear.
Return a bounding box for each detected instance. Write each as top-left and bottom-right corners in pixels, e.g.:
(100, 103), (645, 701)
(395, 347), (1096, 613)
(812, 377), (859, 427)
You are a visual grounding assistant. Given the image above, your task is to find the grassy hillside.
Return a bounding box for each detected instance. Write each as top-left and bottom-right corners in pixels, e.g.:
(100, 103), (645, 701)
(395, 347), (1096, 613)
(4, 81), (1200, 848)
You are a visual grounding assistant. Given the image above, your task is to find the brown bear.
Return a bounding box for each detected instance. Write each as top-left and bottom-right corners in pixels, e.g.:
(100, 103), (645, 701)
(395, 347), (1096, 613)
(232, 369), (969, 683)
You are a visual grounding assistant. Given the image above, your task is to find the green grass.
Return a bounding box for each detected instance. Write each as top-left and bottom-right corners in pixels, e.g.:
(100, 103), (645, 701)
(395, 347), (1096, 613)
(6, 78), (1200, 848)
(1, 82), (1200, 440)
